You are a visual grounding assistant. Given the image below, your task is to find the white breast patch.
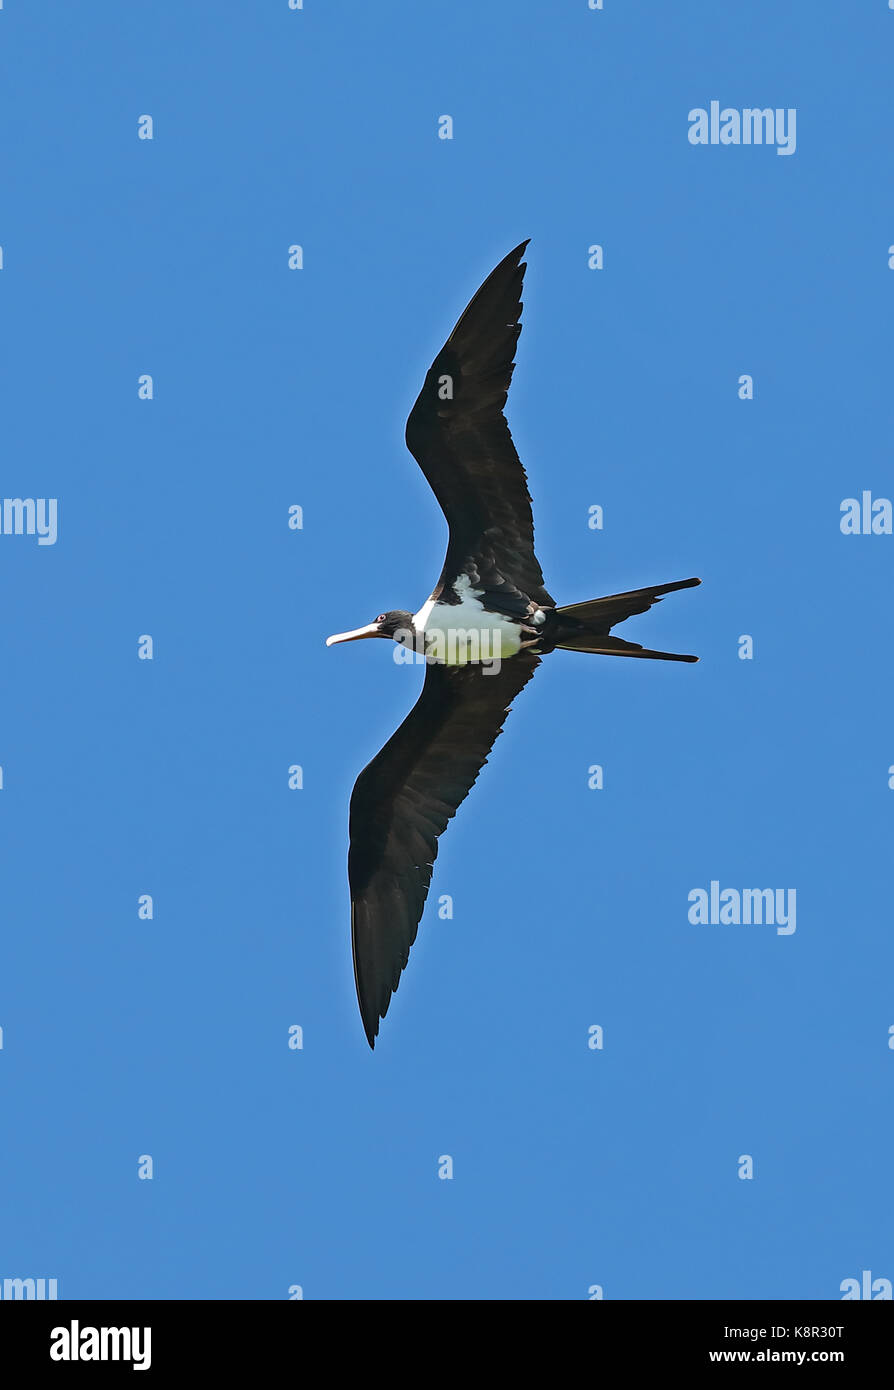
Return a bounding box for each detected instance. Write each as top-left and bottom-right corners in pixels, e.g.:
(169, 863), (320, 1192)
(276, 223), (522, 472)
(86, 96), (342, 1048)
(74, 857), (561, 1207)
(413, 575), (522, 665)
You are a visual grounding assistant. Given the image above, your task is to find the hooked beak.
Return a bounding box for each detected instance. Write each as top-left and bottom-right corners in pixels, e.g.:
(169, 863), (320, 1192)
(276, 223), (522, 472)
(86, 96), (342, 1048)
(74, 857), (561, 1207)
(325, 621), (384, 647)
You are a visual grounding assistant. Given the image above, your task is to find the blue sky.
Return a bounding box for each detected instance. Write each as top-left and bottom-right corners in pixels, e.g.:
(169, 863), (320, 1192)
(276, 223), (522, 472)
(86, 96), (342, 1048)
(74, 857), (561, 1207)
(0, 1), (891, 1299)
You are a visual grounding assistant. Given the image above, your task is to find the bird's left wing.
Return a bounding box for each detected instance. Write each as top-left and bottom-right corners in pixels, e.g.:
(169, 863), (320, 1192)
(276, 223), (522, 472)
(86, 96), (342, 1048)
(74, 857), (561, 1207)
(349, 653), (541, 1047)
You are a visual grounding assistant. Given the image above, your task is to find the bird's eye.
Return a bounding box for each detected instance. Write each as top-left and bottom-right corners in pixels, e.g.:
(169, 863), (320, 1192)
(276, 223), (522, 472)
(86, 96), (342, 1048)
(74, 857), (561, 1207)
(376, 614), (387, 623)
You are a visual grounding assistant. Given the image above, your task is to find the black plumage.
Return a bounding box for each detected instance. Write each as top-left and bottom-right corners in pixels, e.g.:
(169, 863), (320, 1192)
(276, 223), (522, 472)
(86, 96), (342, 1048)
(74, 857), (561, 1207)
(328, 242), (700, 1047)
(405, 242), (554, 618)
(349, 655), (540, 1047)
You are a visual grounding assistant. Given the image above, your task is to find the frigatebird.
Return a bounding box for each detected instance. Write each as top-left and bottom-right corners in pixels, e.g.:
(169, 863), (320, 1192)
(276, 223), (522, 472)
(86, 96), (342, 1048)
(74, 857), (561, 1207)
(327, 241), (699, 1047)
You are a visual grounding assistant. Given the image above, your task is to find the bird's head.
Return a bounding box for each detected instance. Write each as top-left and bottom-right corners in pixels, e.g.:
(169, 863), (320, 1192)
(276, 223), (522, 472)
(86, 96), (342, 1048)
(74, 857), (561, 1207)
(326, 610), (416, 648)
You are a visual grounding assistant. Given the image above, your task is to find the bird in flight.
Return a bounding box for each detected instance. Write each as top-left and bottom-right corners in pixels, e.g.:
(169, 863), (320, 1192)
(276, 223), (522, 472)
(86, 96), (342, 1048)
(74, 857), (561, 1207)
(327, 241), (700, 1047)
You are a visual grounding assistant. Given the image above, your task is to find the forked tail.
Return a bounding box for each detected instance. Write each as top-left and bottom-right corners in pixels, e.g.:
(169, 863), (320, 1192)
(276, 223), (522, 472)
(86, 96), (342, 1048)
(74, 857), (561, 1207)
(541, 577), (700, 662)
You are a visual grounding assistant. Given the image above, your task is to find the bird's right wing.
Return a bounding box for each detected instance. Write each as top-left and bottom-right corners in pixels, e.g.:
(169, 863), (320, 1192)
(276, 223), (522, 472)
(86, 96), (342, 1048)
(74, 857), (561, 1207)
(404, 241), (555, 615)
(348, 654), (541, 1047)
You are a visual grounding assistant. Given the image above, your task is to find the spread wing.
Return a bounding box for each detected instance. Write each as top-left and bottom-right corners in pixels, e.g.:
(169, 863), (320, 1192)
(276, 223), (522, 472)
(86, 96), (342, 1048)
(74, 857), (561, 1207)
(405, 241), (555, 617)
(349, 654), (541, 1047)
